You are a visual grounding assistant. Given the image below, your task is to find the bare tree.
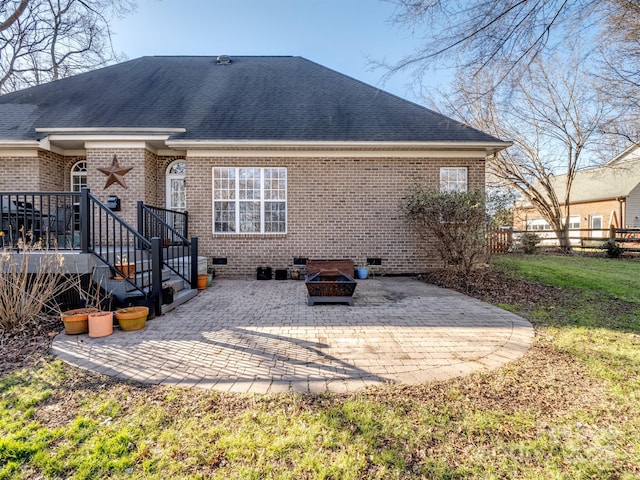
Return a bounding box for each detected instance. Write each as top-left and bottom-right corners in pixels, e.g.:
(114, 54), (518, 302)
(441, 54), (612, 252)
(0, 0), (29, 32)
(0, 0), (135, 93)
(598, 1), (640, 112)
(385, 0), (640, 100)
(387, 1), (605, 87)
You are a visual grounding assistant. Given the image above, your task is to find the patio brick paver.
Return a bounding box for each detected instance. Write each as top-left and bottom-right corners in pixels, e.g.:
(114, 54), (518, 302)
(51, 277), (534, 394)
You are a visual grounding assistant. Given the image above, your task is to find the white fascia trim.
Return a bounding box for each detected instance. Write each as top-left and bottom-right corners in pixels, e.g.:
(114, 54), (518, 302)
(167, 139), (511, 149)
(606, 143), (640, 166)
(84, 141), (153, 150)
(169, 140), (512, 158)
(36, 127), (186, 134)
(49, 134), (171, 143)
(187, 149), (495, 159)
(47, 134), (173, 154)
(0, 148), (40, 157)
(0, 140), (43, 157)
(0, 140), (40, 147)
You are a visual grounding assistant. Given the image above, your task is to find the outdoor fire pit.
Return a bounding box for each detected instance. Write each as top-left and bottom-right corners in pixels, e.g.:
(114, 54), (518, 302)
(305, 264), (357, 306)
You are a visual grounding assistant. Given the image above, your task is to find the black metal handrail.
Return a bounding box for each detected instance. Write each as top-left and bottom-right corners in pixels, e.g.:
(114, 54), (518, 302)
(138, 202), (198, 290)
(85, 190), (162, 312)
(140, 204), (188, 238)
(0, 189), (189, 314)
(0, 191), (82, 249)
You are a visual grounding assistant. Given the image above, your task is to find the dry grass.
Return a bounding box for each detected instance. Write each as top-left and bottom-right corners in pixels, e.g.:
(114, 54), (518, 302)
(0, 235), (78, 333)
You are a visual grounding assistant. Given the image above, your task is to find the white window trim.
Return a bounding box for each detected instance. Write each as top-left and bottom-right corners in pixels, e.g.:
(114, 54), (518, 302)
(567, 215), (580, 230)
(212, 167), (287, 235)
(166, 160), (186, 211)
(439, 167), (468, 192)
(70, 160), (87, 192)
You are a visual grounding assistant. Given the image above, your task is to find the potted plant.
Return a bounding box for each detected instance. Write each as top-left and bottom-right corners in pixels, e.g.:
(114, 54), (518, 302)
(114, 255), (135, 280)
(115, 305), (149, 331)
(356, 263), (370, 279)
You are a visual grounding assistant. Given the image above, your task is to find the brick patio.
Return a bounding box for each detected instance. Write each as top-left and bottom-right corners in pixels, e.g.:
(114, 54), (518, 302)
(52, 277), (534, 394)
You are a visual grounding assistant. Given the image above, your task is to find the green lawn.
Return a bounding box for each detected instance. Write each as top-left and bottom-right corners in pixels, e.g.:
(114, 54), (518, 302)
(1, 255), (639, 479)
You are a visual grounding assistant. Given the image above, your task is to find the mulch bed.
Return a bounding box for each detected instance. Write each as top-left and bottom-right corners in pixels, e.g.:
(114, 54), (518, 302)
(420, 268), (568, 310)
(0, 316), (62, 376)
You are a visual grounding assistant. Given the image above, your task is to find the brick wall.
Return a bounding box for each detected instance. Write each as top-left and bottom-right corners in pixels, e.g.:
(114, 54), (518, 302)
(86, 148), (149, 226)
(186, 155), (486, 275)
(1, 148), (486, 275)
(37, 151), (65, 190)
(0, 152), (64, 191)
(144, 150), (159, 206)
(0, 157), (39, 190)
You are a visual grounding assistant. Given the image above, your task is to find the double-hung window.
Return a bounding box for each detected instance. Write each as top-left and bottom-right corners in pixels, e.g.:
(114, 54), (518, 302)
(439, 167), (468, 192)
(213, 167), (287, 234)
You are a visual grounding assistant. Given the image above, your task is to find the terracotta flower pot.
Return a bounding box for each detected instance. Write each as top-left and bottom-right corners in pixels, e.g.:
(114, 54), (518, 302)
(116, 306), (149, 331)
(114, 262), (135, 280)
(61, 307), (99, 335)
(197, 274), (208, 290)
(88, 311), (114, 338)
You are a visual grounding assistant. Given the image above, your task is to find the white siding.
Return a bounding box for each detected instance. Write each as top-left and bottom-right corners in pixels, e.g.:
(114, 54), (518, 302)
(626, 185), (640, 227)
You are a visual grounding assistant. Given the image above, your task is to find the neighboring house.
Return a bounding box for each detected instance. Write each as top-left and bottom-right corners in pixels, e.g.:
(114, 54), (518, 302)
(514, 144), (640, 239)
(0, 55), (509, 275)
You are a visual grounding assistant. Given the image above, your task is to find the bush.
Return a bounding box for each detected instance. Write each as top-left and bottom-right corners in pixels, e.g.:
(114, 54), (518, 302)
(403, 188), (488, 275)
(0, 235), (77, 333)
(602, 239), (623, 258)
(519, 232), (541, 254)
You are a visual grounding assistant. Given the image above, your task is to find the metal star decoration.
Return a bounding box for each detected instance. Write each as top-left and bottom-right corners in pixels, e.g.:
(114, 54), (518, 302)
(98, 155), (133, 189)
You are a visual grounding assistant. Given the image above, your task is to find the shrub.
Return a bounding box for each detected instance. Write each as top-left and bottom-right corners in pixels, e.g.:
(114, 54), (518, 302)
(403, 188), (488, 275)
(519, 232), (541, 254)
(0, 234), (77, 333)
(602, 239), (623, 258)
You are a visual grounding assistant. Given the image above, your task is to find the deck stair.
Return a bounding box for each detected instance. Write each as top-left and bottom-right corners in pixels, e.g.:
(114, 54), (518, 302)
(0, 189), (203, 315)
(92, 246), (205, 315)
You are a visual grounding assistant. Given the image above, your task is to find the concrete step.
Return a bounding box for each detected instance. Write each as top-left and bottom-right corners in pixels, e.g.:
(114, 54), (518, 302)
(160, 287), (199, 314)
(163, 276), (187, 293)
(90, 250), (203, 315)
(166, 255), (208, 277)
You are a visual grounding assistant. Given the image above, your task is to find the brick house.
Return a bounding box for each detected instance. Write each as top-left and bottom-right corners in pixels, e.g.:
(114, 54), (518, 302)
(0, 55), (509, 276)
(514, 144), (640, 239)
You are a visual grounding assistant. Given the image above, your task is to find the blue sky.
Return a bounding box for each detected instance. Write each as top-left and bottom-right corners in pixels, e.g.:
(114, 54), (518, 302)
(110, 0), (441, 102)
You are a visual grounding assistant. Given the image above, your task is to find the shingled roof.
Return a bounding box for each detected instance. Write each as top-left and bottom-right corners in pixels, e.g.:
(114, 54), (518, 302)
(0, 55), (507, 145)
(547, 157), (640, 204)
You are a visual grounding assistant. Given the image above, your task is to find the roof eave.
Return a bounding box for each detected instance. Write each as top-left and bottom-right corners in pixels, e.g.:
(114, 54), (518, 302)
(165, 139), (512, 155)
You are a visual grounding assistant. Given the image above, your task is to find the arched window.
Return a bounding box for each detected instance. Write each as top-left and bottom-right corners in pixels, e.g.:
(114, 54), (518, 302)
(71, 161), (87, 192)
